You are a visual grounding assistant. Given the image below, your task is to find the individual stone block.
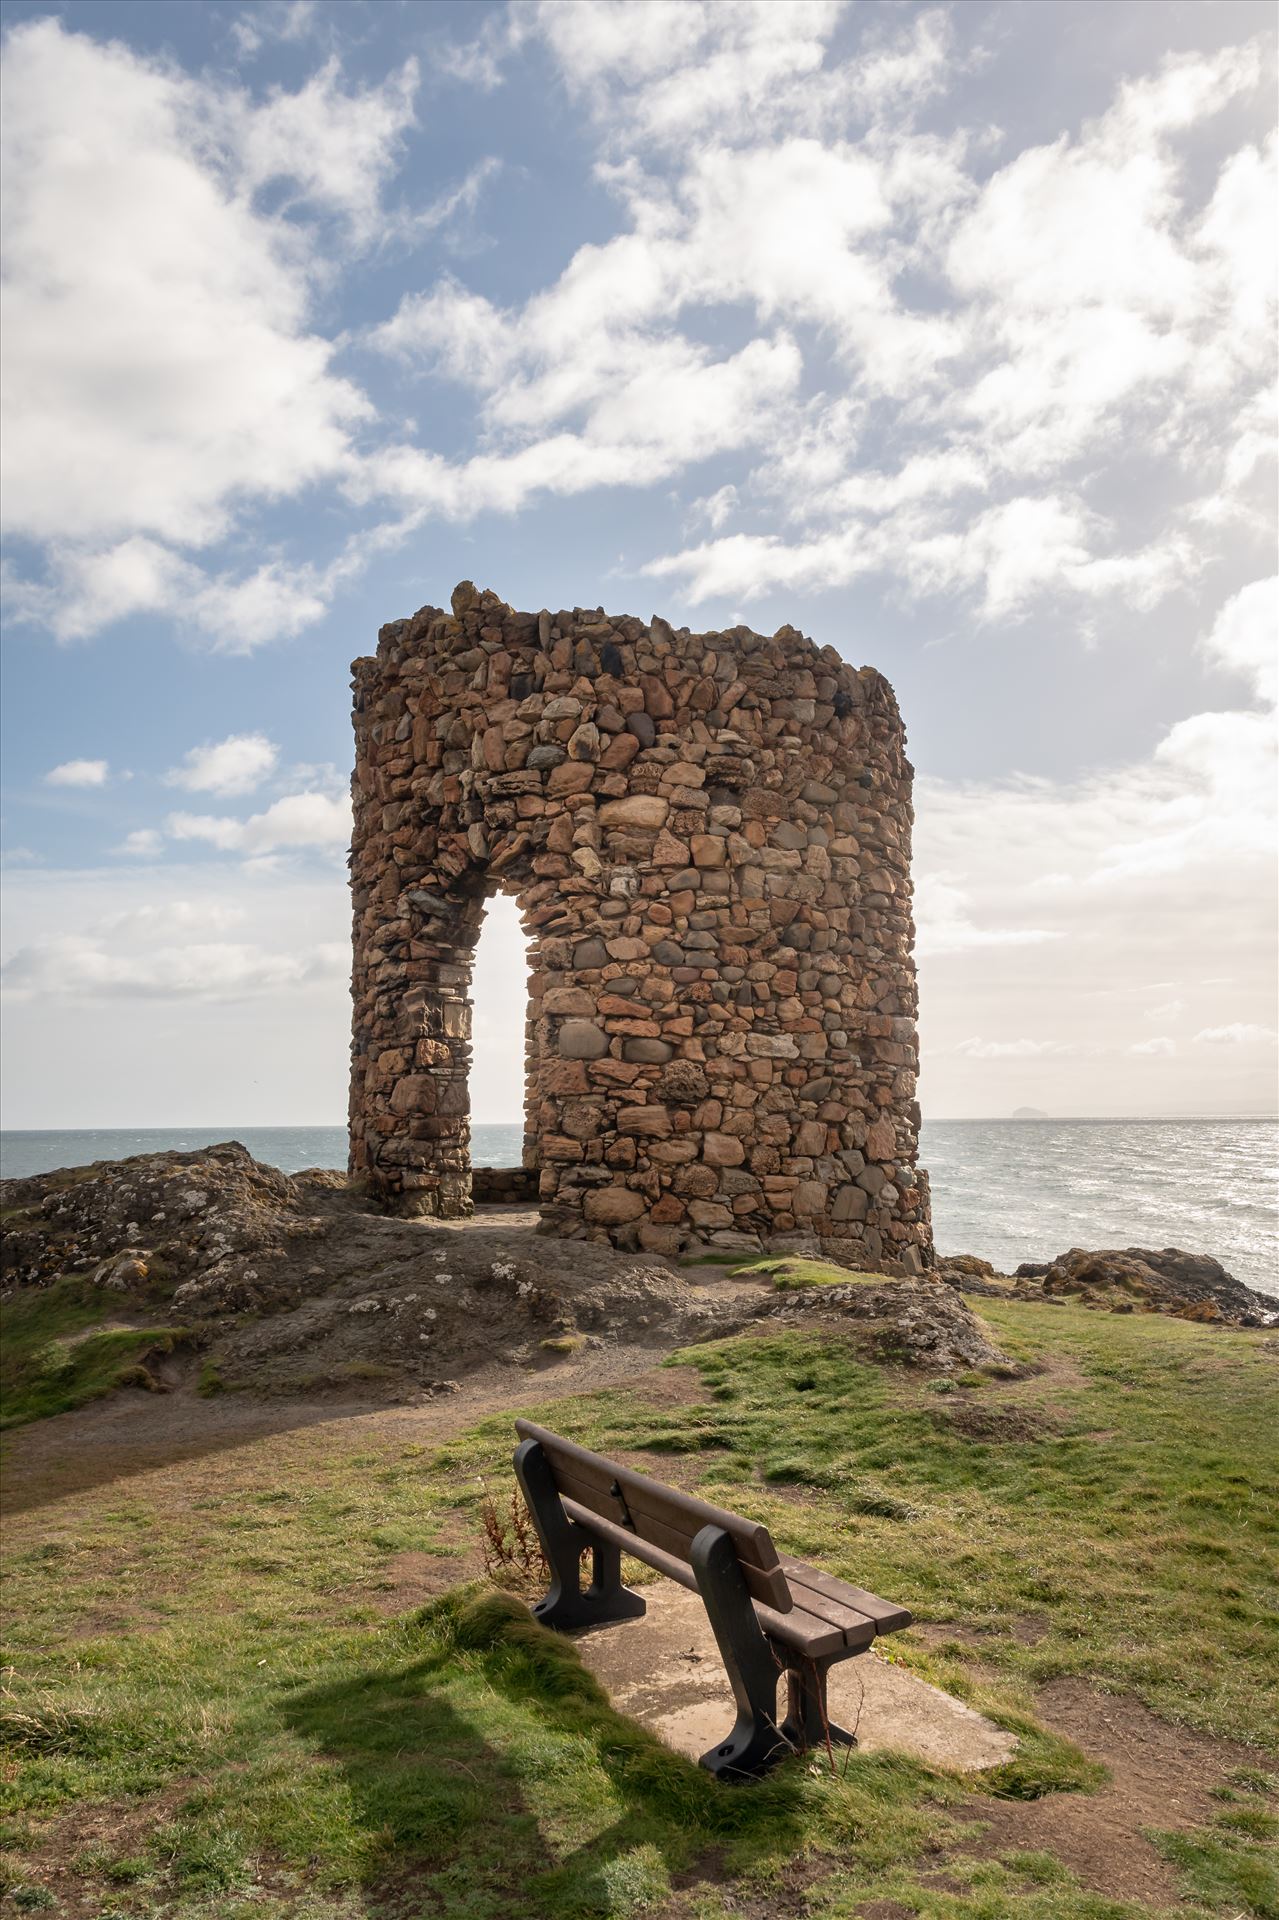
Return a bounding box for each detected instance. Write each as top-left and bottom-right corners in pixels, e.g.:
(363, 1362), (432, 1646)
(622, 1037), (674, 1063)
(832, 1184), (871, 1221)
(617, 1105), (673, 1137)
(583, 1186), (647, 1223)
(557, 1020), (608, 1059)
(598, 795), (669, 829)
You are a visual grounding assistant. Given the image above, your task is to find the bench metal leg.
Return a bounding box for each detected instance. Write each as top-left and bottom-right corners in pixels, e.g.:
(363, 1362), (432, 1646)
(690, 1524), (790, 1781)
(514, 1438), (646, 1632)
(781, 1657), (858, 1753)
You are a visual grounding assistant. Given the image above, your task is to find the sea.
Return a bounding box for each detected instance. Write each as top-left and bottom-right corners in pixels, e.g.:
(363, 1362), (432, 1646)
(2, 1117), (1275, 1301)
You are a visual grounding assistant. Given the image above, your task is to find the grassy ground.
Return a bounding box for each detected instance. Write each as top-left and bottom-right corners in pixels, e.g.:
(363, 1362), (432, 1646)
(729, 1257), (889, 1290)
(0, 1299), (1276, 1918)
(0, 1276), (194, 1431)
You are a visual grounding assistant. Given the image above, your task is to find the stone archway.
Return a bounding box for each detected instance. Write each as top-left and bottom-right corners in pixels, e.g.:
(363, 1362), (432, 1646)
(349, 582), (932, 1272)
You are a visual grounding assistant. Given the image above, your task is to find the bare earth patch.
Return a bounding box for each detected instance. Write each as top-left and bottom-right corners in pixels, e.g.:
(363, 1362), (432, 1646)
(963, 1675), (1267, 1905)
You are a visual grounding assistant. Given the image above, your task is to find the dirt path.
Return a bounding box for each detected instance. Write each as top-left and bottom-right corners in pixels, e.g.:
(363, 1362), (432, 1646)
(962, 1676), (1267, 1906)
(0, 1336), (706, 1515)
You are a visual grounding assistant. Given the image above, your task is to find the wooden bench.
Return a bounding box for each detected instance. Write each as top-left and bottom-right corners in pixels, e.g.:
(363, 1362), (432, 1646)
(513, 1419), (913, 1780)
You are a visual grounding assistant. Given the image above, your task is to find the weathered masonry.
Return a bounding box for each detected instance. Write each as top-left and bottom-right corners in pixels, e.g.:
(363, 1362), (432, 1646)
(349, 583), (933, 1271)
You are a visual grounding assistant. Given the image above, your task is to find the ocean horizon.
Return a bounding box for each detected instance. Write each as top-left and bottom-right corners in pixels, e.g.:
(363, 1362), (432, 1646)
(3, 1116), (1275, 1299)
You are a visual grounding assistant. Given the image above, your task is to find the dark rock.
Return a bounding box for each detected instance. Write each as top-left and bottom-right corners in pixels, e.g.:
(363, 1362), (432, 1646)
(1032, 1247), (1275, 1326)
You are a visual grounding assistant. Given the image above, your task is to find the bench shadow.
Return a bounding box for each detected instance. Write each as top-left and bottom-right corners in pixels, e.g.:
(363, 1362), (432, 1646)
(279, 1610), (807, 1917)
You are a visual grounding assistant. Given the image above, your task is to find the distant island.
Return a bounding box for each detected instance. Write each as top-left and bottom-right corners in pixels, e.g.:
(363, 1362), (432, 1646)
(1012, 1106), (1049, 1119)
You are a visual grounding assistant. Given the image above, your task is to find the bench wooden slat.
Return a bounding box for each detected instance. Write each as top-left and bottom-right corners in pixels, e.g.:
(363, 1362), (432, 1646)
(774, 1581), (878, 1650)
(779, 1559), (914, 1634)
(560, 1498), (848, 1659)
(515, 1419), (791, 1612)
(551, 1462), (792, 1612)
(516, 1419), (780, 1564)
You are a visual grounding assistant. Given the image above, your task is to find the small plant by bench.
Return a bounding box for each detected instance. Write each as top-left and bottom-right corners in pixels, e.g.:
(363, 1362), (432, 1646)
(512, 1418), (912, 1781)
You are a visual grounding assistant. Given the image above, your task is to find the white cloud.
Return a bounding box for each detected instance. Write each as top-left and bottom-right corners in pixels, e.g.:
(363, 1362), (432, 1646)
(530, 0), (832, 150)
(45, 758), (109, 788)
(1193, 1024), (1278, 1047)
(526, 1), (953, 150)
(0, 863), (352, 1124)
(690, 485), (739, 532)
(186, 560), (335, 651)
(1, 21), (372, 554)
(165, 733), (280, 798)
(359, 333), (804, 524)
(916, 581), (1277, 1115)
(953, 1036), (1076, 1059)
(7, 539), (347, 651)
(1199, 576), (1277, 706)
(2, 934), (341, 1001)
(236, 55), (419, 245)
(643, 494), (1193, 613)
(230, 1), (319, 62)
(112, 829), (163, 859)
(433, 9), (531, 91)
(0, 19), (452, 647)
(627, 33), (1272, 613)
(166, 791), (351, 855)
(915, 875), (1062, 959)
(13, 9), (1270, 651)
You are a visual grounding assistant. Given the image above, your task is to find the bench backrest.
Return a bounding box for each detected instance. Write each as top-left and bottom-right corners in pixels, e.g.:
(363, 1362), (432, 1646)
(515, 1418), (793, 1612)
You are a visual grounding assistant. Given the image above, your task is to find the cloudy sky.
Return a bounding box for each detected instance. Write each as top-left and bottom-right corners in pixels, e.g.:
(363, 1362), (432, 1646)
(1, 0), (1275, 1129)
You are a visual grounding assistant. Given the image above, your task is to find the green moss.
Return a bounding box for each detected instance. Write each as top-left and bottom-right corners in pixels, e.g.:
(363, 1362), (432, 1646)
(196, 1360), (225, 1397)
(732, 1256), (891, 1290)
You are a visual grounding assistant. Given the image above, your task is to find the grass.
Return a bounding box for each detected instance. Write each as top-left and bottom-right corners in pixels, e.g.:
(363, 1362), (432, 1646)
(735, 1255), (890, 1290)
(0, 1276), (195, 1430)
(0, 1299), (1275, 1916)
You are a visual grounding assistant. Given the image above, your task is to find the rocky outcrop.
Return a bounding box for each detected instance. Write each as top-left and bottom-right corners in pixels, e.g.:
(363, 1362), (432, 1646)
(933, 1244), (1274, 1326)
(349, 583), (931, 1273)
(2, 1146), (988, 1407)
(1017, 1247), (1276, 1326)
(0, 1144), (748, 1394)
(0, 1141), (322, 1312)
(773, 1278), (1007, 1370)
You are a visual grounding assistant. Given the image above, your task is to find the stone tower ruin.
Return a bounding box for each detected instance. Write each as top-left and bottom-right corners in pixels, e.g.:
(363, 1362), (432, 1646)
(349, 583), (933, 1273)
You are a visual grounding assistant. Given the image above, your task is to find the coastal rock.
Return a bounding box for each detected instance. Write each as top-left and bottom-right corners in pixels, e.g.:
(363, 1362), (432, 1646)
(934, 1252), (1028, 1299)
(1029, 1247), (1276, 1327)
(0, 1141), (310, 1298)
(938, 1253), (1000, 1280)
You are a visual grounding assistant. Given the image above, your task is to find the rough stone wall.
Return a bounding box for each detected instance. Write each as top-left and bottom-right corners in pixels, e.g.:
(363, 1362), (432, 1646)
(349, 582), (932, 1272)
(471, 1166), (539, 1206)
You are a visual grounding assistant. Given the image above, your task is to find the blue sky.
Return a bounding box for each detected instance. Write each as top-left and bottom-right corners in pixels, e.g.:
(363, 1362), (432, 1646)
(1, 0), (1275, 1126)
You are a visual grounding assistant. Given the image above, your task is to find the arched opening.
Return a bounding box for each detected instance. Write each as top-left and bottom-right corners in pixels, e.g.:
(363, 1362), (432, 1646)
(468, 891), (535, 1197)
